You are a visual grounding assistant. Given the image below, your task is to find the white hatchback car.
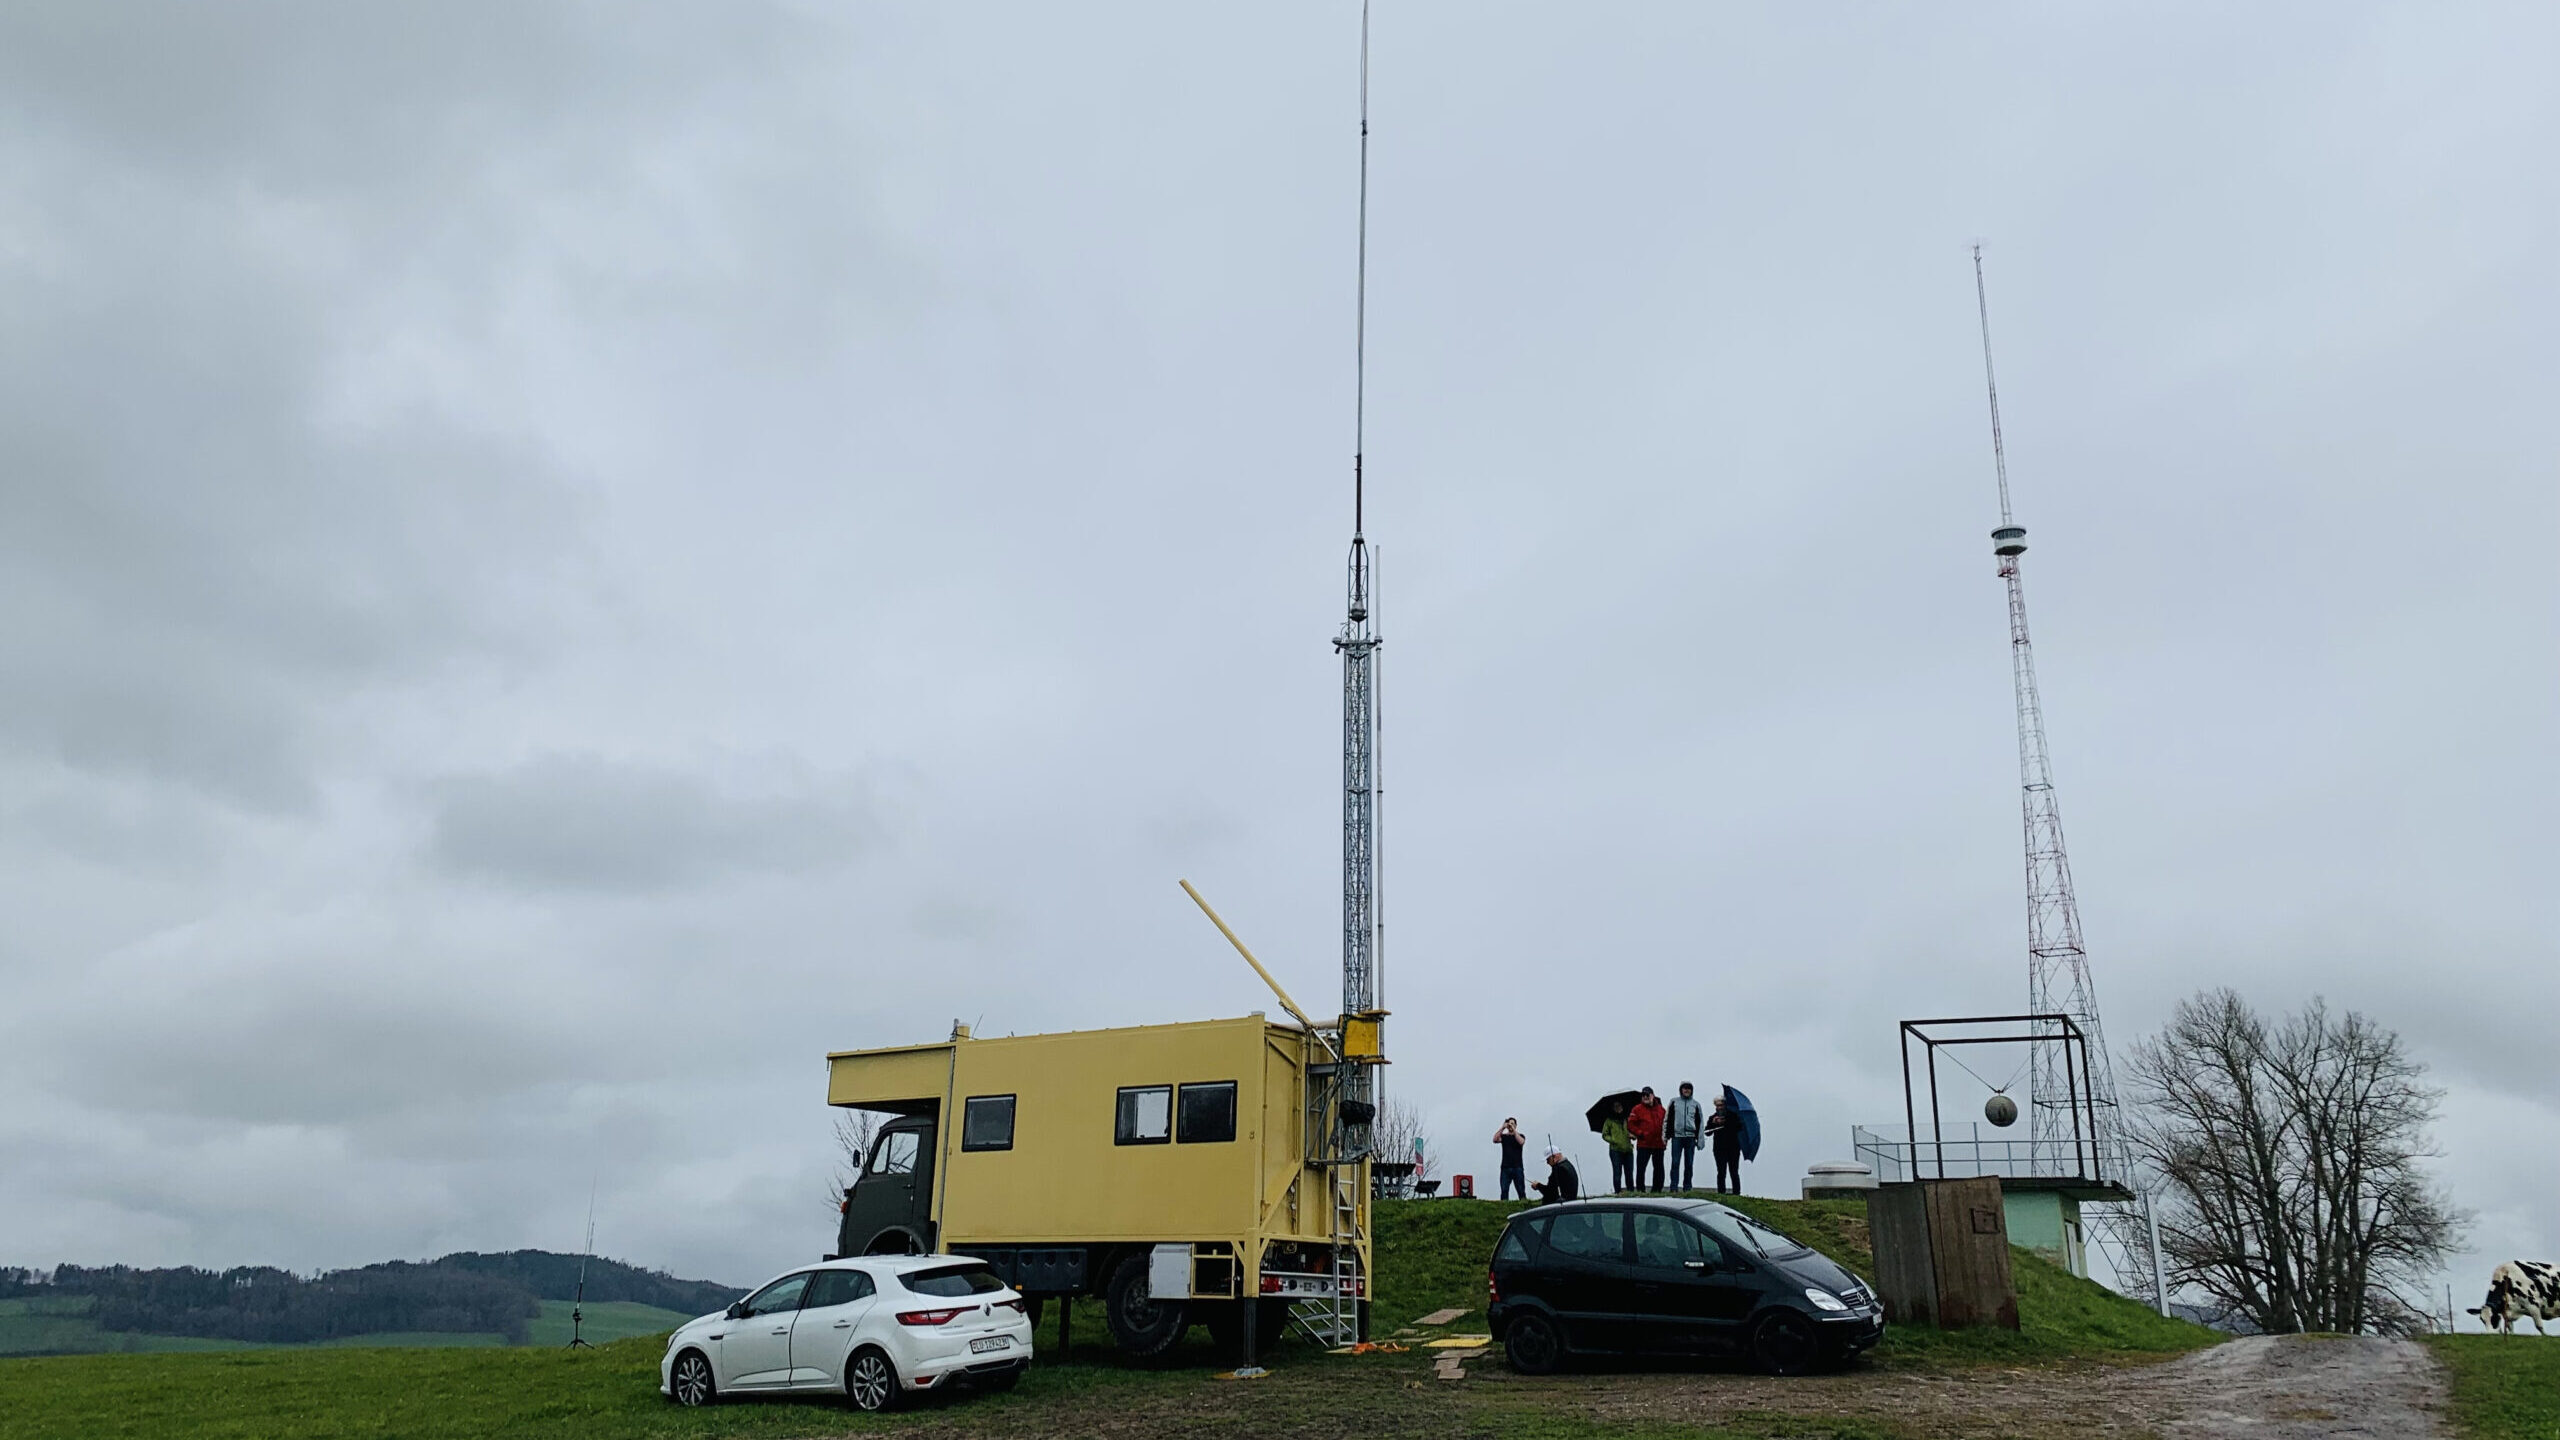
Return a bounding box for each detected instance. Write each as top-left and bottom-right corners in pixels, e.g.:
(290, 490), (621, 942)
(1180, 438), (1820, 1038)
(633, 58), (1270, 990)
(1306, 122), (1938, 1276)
(661, 1255), (1033, 1412)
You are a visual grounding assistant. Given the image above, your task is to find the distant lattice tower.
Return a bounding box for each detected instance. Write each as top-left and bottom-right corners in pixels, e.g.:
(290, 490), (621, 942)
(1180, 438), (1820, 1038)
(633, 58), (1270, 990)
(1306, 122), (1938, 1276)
(1969, 247), (2154, 1301)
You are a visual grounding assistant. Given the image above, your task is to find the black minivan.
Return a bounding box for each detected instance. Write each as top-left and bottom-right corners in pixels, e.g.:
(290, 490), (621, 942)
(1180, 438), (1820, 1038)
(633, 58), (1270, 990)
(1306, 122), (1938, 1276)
(1485, 1198), (1883, 1375)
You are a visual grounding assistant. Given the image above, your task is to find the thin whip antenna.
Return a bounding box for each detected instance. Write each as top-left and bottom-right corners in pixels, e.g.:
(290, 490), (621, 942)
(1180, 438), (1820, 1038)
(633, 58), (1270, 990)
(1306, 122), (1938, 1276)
(1971, 243), (2014, 528)
(567, 1176), (596, 1349)
(1353, 0), (1370, 536)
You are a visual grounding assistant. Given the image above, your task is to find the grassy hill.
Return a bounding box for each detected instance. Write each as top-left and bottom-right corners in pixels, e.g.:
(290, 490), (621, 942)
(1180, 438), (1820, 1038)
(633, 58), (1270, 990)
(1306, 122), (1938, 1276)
(0, 1193), (2221, 1440)
(1371, 1192), (2218, 1365)
(2429, 1335), (2560, 1440)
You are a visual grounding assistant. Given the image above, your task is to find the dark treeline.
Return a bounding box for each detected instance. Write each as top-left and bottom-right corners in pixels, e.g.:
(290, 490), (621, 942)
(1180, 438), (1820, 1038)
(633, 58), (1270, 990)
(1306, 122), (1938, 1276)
(52, 1263), (536, 1344)
(12, 1251), (740, 1344)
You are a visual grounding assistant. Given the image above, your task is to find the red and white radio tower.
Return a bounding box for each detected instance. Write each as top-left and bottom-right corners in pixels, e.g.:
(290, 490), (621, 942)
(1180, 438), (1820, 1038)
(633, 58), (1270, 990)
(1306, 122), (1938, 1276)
(1969, 246), (2161, 1307)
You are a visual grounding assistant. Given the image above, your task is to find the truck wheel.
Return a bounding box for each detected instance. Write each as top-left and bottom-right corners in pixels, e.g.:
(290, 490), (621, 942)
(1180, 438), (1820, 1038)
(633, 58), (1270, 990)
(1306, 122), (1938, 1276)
(1103, 1255), (1189, 1357)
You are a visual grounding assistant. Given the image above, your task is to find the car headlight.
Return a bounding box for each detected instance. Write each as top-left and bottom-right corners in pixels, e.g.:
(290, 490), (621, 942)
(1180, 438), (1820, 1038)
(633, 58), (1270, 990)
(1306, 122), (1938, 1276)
(1805, 1288), (1850, 1312)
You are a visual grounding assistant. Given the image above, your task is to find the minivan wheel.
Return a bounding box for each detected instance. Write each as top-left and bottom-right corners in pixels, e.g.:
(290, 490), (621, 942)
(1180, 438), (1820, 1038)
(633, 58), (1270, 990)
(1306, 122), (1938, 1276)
(1749, 1310), (1821, 1376)
(1103, 1255), (1189, 1357)
(846, 1347), (901, 1412)
(1503, 1312), (1564, 1375)
(669, 1349), (717, 1406)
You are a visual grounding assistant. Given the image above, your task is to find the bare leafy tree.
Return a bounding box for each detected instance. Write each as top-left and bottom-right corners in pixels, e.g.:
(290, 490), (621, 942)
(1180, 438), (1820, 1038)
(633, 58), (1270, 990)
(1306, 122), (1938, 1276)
(2126, 989), (2466, 1335)
(826, 1109), (887, 1213)
(1370, 1095), (1430, 1179)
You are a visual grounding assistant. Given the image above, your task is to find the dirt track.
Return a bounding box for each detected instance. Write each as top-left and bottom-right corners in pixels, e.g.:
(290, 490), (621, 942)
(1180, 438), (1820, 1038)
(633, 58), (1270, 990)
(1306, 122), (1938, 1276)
(1494, 1334), (2450, 1440)
(846, 1333), (2450, 1438)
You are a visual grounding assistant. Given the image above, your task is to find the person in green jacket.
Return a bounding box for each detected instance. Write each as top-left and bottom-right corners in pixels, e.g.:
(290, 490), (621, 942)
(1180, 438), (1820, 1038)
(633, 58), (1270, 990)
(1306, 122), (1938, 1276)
(1603, 1098), (1634, 1193)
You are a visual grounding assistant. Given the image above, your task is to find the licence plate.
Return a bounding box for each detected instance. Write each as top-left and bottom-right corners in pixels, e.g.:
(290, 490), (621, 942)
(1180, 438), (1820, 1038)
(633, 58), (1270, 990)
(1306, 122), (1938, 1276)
(969, 1335), (1011, 1354)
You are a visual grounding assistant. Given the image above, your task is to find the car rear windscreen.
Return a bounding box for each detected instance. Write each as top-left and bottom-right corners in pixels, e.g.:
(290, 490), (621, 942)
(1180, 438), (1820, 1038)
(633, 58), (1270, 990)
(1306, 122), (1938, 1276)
(904, 1265), (1005, 1297)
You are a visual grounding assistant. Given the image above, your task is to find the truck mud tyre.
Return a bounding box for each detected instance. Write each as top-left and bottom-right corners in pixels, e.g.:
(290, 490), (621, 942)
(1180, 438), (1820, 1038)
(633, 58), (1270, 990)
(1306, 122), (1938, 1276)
(1748, 1310), (1820, 1376)
(1503, 1312), (1563, 1375)
(1104, 1254), (1189, 1358)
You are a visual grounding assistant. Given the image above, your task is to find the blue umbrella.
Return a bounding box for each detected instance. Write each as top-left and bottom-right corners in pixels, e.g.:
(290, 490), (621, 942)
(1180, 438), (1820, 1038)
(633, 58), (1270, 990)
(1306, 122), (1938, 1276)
(1722, 1085), (1762, 1162)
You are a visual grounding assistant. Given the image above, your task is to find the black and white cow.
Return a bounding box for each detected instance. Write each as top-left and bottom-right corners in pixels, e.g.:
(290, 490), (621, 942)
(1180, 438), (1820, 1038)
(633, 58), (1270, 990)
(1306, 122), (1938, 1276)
(2469, 1261), (2560, 1336)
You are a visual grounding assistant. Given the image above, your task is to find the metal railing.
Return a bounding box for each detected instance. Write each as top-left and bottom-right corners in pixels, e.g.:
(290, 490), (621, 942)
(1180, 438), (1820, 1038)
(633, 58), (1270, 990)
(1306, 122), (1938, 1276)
(1852, 1124), (2113, 1185)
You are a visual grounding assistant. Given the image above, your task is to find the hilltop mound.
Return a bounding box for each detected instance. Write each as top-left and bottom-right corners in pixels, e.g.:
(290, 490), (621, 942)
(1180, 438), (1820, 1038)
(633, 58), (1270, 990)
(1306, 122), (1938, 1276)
(1370, 1192), (2217, 1363)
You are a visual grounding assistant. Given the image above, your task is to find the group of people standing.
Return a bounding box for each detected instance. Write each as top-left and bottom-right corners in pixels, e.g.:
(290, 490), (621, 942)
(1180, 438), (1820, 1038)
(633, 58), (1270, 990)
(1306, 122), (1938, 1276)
(1486, 1080), (1748, 1207)
(1601, 1083), (1745, 1195)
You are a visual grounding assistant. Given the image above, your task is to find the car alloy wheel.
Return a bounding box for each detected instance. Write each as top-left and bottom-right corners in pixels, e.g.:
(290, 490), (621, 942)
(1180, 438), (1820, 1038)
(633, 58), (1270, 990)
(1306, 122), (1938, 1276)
(1750, 1310), (1820, 1376)
(670, 1350), (717, 1406)
(1503, 1313), (1563, 1375)
(847, 1349), (900, 1412)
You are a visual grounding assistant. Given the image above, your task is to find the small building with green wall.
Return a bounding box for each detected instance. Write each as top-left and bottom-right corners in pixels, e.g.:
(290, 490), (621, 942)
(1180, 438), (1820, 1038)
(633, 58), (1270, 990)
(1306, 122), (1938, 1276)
(1998, 1181), (2088, 1276)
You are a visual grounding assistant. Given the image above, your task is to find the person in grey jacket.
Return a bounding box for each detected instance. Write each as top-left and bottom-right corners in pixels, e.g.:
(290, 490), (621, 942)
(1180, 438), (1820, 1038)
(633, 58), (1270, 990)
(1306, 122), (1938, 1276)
(1666, 1082), (1706, 1191)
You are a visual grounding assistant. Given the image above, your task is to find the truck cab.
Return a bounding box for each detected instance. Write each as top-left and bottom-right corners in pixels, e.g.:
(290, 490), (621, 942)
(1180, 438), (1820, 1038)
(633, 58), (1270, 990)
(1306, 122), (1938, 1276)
(837, 1117), (937, 1256)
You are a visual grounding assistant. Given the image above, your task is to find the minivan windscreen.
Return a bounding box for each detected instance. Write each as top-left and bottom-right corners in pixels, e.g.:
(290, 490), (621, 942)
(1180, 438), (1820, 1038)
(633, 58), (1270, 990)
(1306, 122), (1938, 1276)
(1691, 1204), (1812, 1260)
(905, 1265), (1005, 1297)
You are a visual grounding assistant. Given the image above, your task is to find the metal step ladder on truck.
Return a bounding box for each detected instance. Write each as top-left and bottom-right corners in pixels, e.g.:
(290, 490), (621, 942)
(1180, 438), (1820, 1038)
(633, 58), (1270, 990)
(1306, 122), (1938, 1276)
(826, 1007), (1383, 1365)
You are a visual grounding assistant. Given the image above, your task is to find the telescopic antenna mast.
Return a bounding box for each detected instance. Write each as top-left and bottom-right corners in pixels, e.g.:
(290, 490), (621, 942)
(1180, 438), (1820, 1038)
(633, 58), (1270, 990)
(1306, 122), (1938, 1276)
(567, 1180), (596, 1349)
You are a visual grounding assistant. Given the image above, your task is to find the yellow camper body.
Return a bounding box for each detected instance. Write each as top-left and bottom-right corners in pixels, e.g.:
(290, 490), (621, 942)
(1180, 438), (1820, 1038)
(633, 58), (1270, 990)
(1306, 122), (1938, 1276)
(826, 1012), (1370, 1346)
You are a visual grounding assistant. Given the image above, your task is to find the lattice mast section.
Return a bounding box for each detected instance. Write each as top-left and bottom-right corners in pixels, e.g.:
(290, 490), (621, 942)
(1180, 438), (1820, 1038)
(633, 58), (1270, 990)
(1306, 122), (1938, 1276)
(1969, 248), (2131, 1188)
(1335, 0), (1382, 1156)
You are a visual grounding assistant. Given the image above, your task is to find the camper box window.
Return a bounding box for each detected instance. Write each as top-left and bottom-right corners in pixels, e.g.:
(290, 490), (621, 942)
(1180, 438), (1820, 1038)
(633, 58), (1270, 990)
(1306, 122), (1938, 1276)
(1115, 1085), (1172, 1145)
(1177, 1081), (1238, 1143)
(962, 1094), (1016, 1152)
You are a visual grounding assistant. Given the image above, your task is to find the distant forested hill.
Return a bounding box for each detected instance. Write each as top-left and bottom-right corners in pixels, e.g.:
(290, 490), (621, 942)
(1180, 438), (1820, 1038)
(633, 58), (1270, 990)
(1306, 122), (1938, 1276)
(14, 1252), (739, 1344)
(426, 1252), (738, 1317)
(48, 1264), (536, 1345)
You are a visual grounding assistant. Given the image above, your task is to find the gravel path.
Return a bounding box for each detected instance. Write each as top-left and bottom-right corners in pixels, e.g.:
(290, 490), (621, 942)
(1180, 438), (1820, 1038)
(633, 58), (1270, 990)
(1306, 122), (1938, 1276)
(2141, 1335), (2450, 1440)
(817, 1334), (2452, 1439)
(1504, 1334), (2452, 1440)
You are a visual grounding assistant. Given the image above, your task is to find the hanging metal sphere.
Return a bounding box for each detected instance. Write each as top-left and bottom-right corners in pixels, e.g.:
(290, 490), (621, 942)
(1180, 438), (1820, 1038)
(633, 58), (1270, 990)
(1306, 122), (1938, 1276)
(1985, 1094), (2019, 1128)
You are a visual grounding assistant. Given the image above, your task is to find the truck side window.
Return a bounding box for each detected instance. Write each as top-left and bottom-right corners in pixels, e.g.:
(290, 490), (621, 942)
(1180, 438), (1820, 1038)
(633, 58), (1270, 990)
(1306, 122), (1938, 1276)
(1115, 1085), (1172, 1145)
(1176, 1081), (1237, 1143)
(870, 1130), (920, 1175)
(962, 1095), (1016, 1152)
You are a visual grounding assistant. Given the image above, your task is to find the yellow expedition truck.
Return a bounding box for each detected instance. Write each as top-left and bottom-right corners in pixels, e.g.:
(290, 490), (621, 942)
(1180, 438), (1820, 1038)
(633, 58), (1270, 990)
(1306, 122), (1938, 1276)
(825, 1013), (1374, 1362)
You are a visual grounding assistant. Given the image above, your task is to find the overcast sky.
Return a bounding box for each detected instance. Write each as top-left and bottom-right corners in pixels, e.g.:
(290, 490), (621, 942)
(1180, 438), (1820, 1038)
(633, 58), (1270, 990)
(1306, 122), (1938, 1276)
(1, 2), (2551, 1321)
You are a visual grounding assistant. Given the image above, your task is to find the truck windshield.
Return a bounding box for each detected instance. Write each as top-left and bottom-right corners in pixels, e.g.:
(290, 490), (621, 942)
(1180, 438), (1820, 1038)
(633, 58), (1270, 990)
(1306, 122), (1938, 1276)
(903, 1265), (1005, 1297)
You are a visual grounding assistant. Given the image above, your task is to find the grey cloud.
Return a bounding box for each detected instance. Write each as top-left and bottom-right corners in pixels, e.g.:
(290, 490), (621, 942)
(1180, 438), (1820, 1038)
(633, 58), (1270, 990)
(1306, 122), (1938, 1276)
(0, 1), (2548, 1306)
(428, 754), (884, 893)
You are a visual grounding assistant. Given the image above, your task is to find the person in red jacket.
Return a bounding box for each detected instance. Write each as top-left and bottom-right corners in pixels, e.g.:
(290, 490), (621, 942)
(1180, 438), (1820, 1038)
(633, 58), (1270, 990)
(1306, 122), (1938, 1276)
(1627, 1087), (1670, 1193)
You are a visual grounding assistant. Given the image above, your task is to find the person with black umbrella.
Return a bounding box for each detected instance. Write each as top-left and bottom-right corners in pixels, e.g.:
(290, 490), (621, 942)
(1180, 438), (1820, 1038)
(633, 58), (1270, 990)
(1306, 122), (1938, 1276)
(1601, 1097), (1633, 1193)
(1706, 1092), (1747, 1195)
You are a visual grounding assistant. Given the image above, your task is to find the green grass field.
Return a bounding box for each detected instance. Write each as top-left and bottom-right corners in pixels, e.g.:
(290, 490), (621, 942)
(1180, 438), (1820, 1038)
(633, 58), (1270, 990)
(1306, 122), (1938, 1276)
(2429, 1334), (2560, 1440)
(0, 1194), (2219, 1440)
